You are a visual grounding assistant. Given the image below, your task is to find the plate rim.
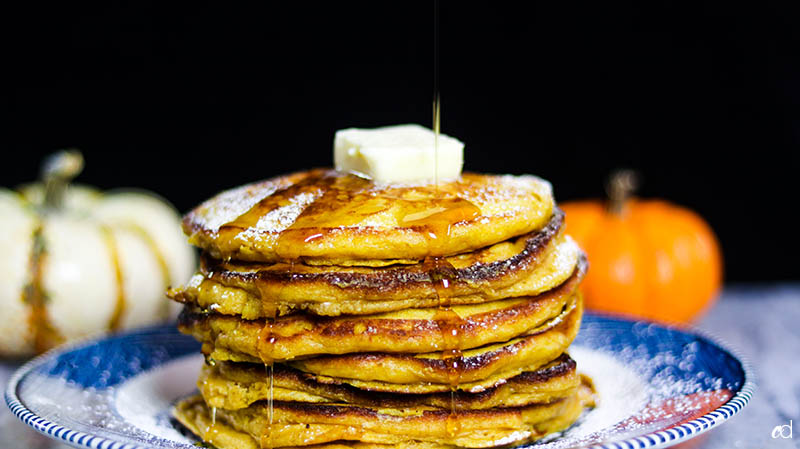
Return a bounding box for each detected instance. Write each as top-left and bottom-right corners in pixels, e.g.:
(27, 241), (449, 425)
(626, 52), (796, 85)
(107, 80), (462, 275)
(5, 316), (755, 449)
(548, 311), (757, 449)
(4, 325), (191, 449)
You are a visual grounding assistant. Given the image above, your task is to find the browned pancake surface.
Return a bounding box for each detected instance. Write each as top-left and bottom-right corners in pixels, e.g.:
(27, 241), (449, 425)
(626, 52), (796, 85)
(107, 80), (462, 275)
(201, 354), (579, 411)
(183, 169), (554, 263)
(186, 296), (582, 392)
(177, 264), (583, 361)
(174, 379), (594, 449)
(169, 229), (583, 318)
(289, 298), (582, 390)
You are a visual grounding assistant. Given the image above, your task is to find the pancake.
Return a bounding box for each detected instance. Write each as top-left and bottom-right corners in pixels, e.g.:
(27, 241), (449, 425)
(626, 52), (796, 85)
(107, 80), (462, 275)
(189, 295), (581, 393)
(177, 263), (583, 361)
(169, 227), (581, 319)
(201, 354), (580, 411)
(291, 298), (582, 393)
(200, 211), (565, 307)
(174, 379), (594, 449)
(182, 169), (554, 264)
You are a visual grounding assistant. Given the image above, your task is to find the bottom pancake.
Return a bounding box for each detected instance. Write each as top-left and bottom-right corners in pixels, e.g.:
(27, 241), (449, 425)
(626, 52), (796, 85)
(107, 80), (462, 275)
(174, 379), (594, 449)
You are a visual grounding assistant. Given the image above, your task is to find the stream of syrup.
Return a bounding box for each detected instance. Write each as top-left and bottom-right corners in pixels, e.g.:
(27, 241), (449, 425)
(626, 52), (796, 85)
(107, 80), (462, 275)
(411, 203), (478, 439)
(256, 264), (283, 449)
(432, 0), (463, 438)
(265, 319), (275, 449)
(433, 94), (441, 188)
(214, 2), (468, 441)
(433, 0), (441, 189)
(428, 256), (464, 438)
(252, 328), (276, 448)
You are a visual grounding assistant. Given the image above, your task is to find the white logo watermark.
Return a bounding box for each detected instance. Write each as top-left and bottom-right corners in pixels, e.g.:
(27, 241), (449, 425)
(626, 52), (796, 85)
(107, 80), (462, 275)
(772, 420), (792, 439)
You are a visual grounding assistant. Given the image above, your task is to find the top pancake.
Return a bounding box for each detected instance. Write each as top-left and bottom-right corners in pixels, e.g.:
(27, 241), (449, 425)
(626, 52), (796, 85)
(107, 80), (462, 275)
(183, 169), (554, 263)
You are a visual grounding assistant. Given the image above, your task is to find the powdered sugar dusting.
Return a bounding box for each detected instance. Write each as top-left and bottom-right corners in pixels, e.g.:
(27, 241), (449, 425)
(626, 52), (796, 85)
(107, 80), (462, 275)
(252, 190), (322, 233)
(195, 183), (279, 232)
(113, 354), (203, 442)
(16, 354), (203, 448)
(533, 336), (733, 448)
(564, 346), (649, 438)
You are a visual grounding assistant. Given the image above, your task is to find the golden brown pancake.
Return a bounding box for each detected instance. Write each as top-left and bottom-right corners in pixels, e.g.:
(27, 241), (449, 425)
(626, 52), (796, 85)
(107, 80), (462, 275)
(201, 354), (580, 411)
(200, 211), (565, 305)
(290, 298), (582, 393)
(187, 296), (581, 393)
(169, 227), (582, 319)
(182, 169), (554, 264)
(177, 264), (583, 361)
(174, 379), (594, 449)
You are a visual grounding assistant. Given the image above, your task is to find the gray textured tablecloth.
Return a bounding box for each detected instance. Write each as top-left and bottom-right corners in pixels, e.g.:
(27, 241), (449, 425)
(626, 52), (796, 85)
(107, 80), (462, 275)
(3, 285), (799, 449)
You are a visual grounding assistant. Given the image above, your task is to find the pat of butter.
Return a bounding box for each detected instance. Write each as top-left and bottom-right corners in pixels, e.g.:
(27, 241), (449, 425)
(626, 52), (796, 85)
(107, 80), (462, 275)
(334, 124), (464, 184)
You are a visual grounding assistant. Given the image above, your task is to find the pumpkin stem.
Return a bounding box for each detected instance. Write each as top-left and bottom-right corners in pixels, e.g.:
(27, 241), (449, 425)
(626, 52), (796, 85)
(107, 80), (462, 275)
(606, 169), (639, 215)
(42, 149), (84, 210)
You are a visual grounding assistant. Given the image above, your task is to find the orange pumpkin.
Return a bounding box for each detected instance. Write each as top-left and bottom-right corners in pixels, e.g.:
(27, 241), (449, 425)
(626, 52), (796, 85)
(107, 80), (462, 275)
(561, 170), (723, 324)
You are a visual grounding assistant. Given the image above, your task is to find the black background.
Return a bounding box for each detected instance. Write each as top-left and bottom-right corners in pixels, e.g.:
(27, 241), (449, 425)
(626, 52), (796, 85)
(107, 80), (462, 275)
(2, 2), (798, 282)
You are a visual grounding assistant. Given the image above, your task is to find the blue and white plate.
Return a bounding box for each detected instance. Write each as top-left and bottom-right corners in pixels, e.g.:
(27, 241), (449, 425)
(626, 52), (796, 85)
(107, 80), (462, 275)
(5, 315), (753, 449)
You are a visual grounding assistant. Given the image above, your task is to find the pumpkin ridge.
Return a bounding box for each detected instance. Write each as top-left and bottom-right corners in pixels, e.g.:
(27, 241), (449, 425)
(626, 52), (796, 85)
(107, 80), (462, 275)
(100, 225), (127, 332)
(125, 222), (174, 320)
(22, 222), (64, 353)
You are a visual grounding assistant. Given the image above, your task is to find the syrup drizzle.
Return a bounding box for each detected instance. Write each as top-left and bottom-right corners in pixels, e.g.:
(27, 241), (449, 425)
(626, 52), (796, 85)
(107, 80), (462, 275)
(257, 315), (276, 449)
(266, 356), (275, 449)
(221, 165), (482, 263)
(257, 309), (277, 449)
(256, 260), (291, 449)
(433, 0), (441, 188)
(202, 405), (220, 445)
(218, 170), (333, 236)
(202, 355), (220, 439)
(433, 95), (441, 189)
(213, 4), (467, 440)
(427, 255), (464, 438)
(431, 2), (465, 435)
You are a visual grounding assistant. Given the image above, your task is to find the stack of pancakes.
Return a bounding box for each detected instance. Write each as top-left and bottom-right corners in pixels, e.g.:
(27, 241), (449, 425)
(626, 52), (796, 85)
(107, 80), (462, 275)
(170, 168), (593, 448)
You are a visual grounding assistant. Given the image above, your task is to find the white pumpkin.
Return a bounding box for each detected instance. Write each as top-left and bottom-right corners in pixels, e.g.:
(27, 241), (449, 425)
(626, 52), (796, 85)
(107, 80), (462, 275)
(0, 150), (196, 357)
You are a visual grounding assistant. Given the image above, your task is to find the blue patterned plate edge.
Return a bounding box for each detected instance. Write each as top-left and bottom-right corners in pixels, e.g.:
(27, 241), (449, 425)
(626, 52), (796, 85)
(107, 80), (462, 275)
(5, 325), (197, 449)
(566, 312), (756, 449)
(5, 316), (755, 449)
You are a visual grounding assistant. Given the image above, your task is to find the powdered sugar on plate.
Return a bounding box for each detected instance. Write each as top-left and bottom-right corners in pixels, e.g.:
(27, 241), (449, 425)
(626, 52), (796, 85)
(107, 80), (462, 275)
(7, 319), (749, 449)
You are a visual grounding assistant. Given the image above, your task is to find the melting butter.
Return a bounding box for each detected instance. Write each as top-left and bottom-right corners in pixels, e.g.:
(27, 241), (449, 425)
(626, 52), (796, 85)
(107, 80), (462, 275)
(334, 124), (464, 184)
